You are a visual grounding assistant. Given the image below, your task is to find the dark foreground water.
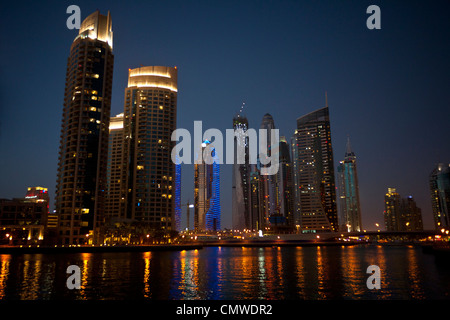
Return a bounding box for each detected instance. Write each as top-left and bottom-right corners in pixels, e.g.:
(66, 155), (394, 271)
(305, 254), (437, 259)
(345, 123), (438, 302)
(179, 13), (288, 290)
(0, 245), (449, 300)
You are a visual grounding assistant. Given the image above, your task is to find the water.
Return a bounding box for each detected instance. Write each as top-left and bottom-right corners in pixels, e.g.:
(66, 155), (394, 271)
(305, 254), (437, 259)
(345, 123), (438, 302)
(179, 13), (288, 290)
(0, 245), (449, 300)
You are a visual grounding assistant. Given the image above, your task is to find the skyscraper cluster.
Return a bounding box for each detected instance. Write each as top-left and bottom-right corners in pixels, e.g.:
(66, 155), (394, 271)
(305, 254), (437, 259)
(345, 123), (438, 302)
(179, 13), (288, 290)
(232, 105), (353, 234)
(54, 11), (181, 245)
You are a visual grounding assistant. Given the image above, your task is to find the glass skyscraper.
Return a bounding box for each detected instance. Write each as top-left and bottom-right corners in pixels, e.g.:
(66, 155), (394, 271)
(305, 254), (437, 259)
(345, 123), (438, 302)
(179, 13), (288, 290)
(194, 141), (221, 232)
(337, 137), (362, 232)
(430, 163), (450, 230)
(293, 106), (338, 233)
(55, 11), (114, 245)
(232, 110), (250, 231)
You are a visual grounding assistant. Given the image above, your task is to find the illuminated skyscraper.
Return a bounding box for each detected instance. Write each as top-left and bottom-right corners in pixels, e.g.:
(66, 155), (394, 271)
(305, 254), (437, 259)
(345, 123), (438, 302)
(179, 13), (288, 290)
(122, 66), (178, 232)
(55, 11), (114, 245)
(429, 163), (450, 230)
(400, 196), (423, 231)
(105, 113), (125, 221)
(337, 137), (362, 232)
(195, 141), (221, 232)
(232, 109), (250, 231)
(260, 113), (278, 229)
(290, 131), (301, 229)
(273, 136), (294, 230)
(384, 188), (401, 231)
(294, 106), (338, 233)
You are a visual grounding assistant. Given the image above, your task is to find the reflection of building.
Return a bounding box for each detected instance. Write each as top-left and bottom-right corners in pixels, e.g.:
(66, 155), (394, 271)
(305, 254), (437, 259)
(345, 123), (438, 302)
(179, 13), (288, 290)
(105, 113), (125, 221)
(0, 187), (49, 245)
(293, 106), (338, 233)
(55, 11), (114, 245)
(430, 163), (450, 230)
(122, 66), (178, 231)
(337, 137), (362, 232)
(195, 141), (221, 232)
(232, 110), (250, 231)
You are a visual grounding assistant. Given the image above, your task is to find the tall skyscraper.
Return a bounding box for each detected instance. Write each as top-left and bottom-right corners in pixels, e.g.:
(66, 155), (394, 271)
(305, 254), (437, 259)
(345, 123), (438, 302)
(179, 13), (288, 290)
(260, 113), (278, 229)
(232, 109), (250, 231)
(122, 66), (178, 232)
(429, 163), (450, 230)
(273, 136), (294, 230)
(384, 188), (423, 232)
(337, 137), (362, 232)
(400, 196), (423, 231)
(290, 131), (301, 229)
(384, 188), (401, 231)
(294, 106), (338, 233)
(105, 113), (125, 222)
(194, 140), (221, 232)
(55, 11), (114, 245)
(248, 164), (262, 231)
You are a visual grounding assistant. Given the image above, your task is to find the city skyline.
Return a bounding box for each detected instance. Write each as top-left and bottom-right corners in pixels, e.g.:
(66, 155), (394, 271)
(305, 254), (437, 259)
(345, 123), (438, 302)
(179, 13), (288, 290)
(1, 1), (450, 231)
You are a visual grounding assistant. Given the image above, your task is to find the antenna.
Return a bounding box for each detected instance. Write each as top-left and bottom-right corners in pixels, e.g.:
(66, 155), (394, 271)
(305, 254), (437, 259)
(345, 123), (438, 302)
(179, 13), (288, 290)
(325, 91), (328, 108)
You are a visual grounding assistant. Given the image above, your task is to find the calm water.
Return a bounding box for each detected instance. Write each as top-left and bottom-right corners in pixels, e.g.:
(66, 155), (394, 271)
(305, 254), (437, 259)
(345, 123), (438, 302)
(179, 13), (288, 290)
(0, 245), (449, 300)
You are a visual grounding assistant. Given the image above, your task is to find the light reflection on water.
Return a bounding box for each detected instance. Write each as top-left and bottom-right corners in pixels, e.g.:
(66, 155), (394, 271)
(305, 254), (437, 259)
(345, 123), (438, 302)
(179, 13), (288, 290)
(0, 245), (449, 300)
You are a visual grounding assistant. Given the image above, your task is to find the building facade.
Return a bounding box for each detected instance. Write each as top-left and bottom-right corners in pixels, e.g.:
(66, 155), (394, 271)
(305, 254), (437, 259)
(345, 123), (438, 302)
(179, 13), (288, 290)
(121, 66), (178, 232)
(232, 111), (250, 231)
(337, 137), (362, 232)
(259, 113), (278, 230)
(55, 11), (114, 245)
(105, 113), (125, 222)
(293, 107), (338, 233)
(194, 141), (221, 232)
(430, 163), (450, 230)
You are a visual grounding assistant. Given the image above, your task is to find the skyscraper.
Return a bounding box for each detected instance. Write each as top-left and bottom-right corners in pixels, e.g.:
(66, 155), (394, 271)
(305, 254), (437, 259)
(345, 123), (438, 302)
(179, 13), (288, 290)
(337, 137), (362, 232)
(122, 66), (178, 232)
(194, 141), (221, 232)
(55, 11), (114, 245)
(400, 196), (423, 231)
(384, 188), (423, 232)
(260, 113), (278, 230)
(429, 163), (450, 230)
(384, 188), (401, 231)
(105, 113), (125, 222)
(232, 109), (250, 231)
(290, 131), (301, 229)
(294, 106), (338, 233)
(273, 136), (294, 230)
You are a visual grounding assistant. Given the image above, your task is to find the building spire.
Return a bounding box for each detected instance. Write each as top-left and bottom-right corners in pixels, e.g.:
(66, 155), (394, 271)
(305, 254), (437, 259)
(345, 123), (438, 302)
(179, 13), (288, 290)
(345, 135), (356, 160)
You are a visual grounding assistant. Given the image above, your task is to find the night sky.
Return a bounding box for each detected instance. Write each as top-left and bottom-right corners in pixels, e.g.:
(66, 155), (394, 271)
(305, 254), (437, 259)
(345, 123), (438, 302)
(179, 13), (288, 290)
(1, 0), (449, 231)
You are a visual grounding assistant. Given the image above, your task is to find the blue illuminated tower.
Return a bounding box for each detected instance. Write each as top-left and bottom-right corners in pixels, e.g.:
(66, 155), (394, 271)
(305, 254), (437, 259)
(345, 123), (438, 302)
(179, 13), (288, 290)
(194, 140), (221, 232)
(174, 157), (182, 231)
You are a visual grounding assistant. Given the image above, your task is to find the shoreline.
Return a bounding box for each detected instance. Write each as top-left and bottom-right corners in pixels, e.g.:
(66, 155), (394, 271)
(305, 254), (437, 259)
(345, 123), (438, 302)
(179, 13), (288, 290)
(0, 240), (437, 254)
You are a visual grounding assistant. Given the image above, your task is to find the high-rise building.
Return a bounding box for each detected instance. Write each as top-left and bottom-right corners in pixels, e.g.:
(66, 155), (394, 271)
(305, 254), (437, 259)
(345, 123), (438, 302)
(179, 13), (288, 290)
(290, 131), (301, 230)
(194, 140), (221, 232)
(121, 66), (178, 232)
(105, 113), (125, 222)
(232, 110), (250, 231)
(248, 164), (262, 231)
(429, 163), (450, 230)
(337, 137), (362, 232)
(294, 106), (338, 233)
(260, 113), (278, 229)
(55, 11), (114, 245)
(400, 196), (423, 231)
(384, 188), (423, 232)
(272, 136), (294, 230)
(384, 188), (401, 231)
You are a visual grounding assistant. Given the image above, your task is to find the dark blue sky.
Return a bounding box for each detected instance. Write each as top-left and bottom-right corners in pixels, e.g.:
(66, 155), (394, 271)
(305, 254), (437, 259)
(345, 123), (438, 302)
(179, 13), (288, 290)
(1, 0), (449, 230)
